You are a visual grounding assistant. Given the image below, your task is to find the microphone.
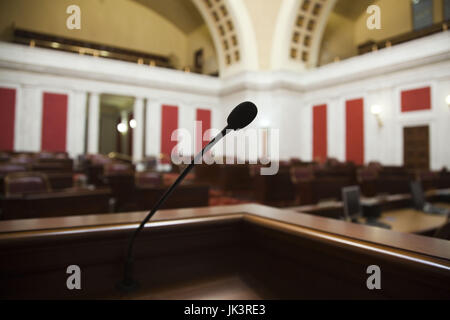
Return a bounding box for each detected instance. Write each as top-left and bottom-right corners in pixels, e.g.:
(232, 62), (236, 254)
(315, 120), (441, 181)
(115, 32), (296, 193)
(117, 101), (258, 293)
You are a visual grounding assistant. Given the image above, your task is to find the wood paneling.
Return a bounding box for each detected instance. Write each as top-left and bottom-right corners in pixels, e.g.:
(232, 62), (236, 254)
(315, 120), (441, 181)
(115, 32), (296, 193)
(404, 125), (430, 170)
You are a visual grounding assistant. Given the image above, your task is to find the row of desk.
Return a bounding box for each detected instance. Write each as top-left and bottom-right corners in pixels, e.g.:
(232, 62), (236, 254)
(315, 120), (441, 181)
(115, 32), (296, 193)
(0, 182), (210, 220)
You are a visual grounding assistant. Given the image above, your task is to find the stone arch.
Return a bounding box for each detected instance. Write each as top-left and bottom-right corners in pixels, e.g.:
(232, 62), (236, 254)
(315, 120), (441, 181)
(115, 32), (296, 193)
(271, 0), (337, 72)
(192, 0), (258, 77)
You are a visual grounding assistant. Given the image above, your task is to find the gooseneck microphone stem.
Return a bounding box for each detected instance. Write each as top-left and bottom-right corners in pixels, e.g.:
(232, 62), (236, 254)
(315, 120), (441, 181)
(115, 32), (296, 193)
(118, 126), (230, 292)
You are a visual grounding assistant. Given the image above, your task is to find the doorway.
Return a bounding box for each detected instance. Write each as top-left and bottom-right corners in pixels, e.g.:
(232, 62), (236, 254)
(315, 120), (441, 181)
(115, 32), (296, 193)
(99, 94), (135, 158)
(403, 125), (430, 170)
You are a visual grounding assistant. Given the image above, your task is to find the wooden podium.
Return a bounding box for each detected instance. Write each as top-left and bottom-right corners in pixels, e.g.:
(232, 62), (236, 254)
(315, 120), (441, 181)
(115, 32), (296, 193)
(0, 204), (449, 299)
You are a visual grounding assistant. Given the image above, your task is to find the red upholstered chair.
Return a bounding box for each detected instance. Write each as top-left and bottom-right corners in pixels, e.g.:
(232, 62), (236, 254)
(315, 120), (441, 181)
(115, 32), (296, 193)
(290, 166), (315, 205)
(135, 171), (163, 187)
(104, 162), (134, 176)
(357, 167), (378, 181)
(142, 156), (158, 171)
(0, 163), (28, 175)
(357, 167), (379, 197)
(0, 152), (10, 163)
(35, 151), (56, 160)
(367, 161), (382, 171)
(417, 170), (439, 191)
(103, 162), (135, 212)
(0, 163), (29, 194)
(325, 158), (340, 168)
(88, 154), (112, 165)
(10, 154), (34, 165)
(290, 166), (314, 183)
(4, 172), (51, 196)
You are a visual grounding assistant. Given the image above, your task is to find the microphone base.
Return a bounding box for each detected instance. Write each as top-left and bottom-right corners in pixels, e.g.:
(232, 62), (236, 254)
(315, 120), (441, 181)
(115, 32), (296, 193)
(116, 278), (140, 294)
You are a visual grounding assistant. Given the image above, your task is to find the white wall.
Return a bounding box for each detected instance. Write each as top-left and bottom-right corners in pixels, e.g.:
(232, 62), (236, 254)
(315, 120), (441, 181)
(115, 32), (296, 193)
(0, 31), (449, 169)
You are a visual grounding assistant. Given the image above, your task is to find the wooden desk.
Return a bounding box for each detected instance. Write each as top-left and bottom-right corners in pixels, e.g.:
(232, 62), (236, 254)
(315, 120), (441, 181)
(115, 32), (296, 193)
(0, 188), (112, 220)
(288, 194), (412, 220)
(289, 191), (450, 233)
(375, 208), (448, 234)
(0, 204), (448, 299)
(134, 183), (209, 211)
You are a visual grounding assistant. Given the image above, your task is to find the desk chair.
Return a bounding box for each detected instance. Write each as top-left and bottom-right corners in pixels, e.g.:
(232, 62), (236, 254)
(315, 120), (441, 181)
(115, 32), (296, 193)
(434, 216), (450, 240)
(410, 181), (449, 215)
(342, 186), (391, 229)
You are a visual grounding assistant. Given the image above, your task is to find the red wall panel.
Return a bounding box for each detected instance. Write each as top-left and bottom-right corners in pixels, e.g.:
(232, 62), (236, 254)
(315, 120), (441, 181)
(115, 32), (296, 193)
(346, 98), (364, 165)
(312, 104), (327, 163)
(401, 87), (431, 112)
(41, 92), (68, 152)
(161, 105), (179, 163)
(0, 88), (16, 151)
(196, 109), (211, 153)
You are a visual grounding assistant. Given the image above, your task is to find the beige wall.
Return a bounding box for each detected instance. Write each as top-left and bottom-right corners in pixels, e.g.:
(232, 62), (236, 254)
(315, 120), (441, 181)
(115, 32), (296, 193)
(0, 0), (190, 68)
(354, 0), (412, 45)
(319, 12), (356, 66)
(242, 0), (282, 70)
(355, 0), (444, 45)
(319, 0), (445, 66)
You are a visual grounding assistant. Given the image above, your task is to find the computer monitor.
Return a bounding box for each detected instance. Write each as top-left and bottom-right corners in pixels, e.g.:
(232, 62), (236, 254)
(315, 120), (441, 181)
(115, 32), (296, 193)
(410, 181), (425, 210)
(342, 186), (362, 221)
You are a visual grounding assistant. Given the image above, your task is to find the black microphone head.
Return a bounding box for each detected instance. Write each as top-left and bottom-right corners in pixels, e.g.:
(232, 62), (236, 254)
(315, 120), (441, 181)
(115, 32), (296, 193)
(227, 101), (258, 131)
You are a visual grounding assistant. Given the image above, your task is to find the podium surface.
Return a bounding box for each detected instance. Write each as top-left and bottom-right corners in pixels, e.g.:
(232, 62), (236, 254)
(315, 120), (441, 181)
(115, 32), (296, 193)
(0, 204), (449, 299)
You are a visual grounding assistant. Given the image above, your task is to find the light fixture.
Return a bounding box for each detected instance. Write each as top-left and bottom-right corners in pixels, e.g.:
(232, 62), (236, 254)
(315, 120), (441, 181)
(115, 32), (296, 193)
(371, 105), (383, 128)
(129, 119), (137, 129)
(50, 42), (60, 49)
(117, 122), (128, 134)
(446, 95), (450, 106)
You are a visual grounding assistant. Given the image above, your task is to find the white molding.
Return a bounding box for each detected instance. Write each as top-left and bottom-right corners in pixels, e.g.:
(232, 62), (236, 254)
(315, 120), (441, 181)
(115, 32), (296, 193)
(1, 32), (448, 97)
(132, 97), (145, 162)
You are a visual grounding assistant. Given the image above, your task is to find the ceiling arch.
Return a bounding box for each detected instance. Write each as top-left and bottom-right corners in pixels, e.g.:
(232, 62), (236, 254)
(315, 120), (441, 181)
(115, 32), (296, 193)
(192, 0), (258, 77)
(271, 0), (337, 72)
(133, 0), (258, 77)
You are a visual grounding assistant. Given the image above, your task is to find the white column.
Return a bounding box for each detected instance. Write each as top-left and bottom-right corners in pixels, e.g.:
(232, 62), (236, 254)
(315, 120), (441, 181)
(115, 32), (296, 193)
(145, 100), (161, 157)
(66, 91), (87, 158)
(87, 93), (100, 154)
(132, 97), (145, 162)
(15, 84), (42, 152)
(299, 105), (312, 161)
(178, 103), (196, 156)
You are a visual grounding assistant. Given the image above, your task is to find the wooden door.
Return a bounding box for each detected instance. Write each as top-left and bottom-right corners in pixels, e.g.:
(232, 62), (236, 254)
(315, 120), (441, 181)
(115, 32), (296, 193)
(403, 126), (429, 170)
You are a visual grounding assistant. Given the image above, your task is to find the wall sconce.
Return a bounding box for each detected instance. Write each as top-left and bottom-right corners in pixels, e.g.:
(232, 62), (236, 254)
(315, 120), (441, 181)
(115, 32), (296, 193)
(371, 105), (383, 128)
(117, 122), (128, 134)
(129, 119), (137, 129)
